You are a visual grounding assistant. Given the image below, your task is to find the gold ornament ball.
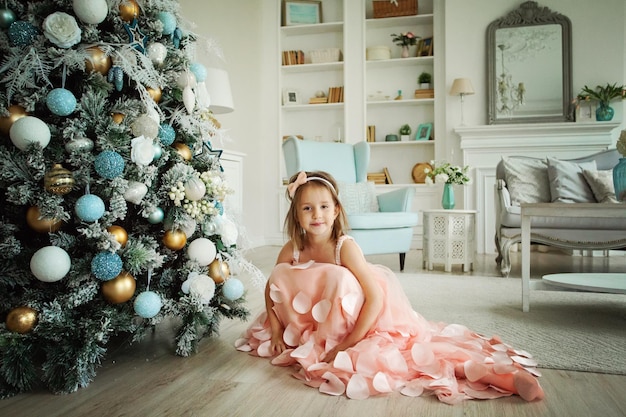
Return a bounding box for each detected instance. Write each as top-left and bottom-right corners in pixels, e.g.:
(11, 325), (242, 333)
(44, 164), (75, 195)
(208, 259), (230, 284)
(119, 0), (140, 22)
(162, 229), (187, 251)
(85, 46), (112, 75)
(101, 271), (136, 304)
(111, 112), (125, 124)
(26, 206), (63, 233)
(0, 104), (27, 136)
(6, 306), (38, 334)
(107, 225), (128, 247)
(172, 143), (192, 161)
(147, 86), (162, 103)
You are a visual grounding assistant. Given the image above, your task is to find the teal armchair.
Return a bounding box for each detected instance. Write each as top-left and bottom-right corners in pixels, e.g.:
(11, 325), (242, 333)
(282, 137), (418, 270)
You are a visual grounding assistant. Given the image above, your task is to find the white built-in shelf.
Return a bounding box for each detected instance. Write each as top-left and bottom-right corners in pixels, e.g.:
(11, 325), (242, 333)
(282, 62), (343, 73)
(365, 14), (433, 29)
(366, 56), (433, 68)
(281, 102), (344, 111)
(281, 22), (343, 36)
(367, 98), (434, 107)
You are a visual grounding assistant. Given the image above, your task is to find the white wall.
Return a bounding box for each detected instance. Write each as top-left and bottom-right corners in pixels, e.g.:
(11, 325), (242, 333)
(181, 0), (626, 250)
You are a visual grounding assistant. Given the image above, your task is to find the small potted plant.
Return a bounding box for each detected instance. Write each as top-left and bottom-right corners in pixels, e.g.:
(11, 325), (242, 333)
(390, 32), (419, 58)
(418, 72), (432, 89)
(579, 83), (626, 121)
(399, 124), (412, 141)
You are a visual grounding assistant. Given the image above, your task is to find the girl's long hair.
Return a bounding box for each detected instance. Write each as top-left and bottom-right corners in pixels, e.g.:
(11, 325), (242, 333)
(284, 171), (349, 251)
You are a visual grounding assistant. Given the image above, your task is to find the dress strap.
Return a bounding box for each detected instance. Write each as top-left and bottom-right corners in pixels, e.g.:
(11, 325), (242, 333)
(335, 235), (354, 265)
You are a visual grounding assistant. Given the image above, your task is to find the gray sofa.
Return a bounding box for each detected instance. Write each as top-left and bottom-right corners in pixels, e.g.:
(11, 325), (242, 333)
(494, 148), (626, 277)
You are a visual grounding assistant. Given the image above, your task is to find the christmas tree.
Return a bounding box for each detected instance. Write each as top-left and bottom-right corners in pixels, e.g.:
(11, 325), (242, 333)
(0, 0), (256, 396)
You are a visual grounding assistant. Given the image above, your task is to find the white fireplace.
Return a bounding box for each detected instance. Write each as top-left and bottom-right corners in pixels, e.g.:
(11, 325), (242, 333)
(454, 122), (622, 254)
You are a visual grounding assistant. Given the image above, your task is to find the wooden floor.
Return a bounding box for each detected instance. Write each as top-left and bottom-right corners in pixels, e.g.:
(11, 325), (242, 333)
(1, 247), (625, 417)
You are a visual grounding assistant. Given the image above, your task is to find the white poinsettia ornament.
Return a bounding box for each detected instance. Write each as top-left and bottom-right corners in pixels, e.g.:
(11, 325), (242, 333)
(43, 12), (81, 48)
(181, 272), (216, 304)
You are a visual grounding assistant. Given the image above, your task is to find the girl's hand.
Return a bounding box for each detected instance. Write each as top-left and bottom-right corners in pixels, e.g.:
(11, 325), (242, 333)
(270, 331), (287, 356)
(320, 342), (349, 363)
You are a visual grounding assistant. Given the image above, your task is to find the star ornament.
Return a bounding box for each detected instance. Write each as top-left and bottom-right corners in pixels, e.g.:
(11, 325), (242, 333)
(124, 19), (148, 53)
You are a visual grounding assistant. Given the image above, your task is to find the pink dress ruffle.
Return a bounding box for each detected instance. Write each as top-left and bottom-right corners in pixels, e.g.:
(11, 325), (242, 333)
(236, 240), (542, 404)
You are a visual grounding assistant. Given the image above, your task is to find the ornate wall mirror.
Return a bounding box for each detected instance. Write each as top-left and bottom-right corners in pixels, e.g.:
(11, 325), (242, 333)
(486, 1), (572, 124)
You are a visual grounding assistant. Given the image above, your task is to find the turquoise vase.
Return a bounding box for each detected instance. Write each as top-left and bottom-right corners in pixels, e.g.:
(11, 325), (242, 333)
(442, 183), (455, 209)
(613, 158), (626, 201)
(596, 102), (615, 121)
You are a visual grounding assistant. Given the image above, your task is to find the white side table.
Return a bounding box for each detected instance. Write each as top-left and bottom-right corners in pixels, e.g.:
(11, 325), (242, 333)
(422, 209), (477, 272)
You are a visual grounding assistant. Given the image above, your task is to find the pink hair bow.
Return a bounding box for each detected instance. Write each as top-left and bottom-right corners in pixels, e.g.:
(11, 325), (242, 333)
(287, 171), (308, 198)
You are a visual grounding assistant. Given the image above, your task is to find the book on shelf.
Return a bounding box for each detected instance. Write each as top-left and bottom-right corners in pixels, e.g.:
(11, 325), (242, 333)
(366, 125), (376, 142)
(309, 97), (329, 104)
(367, 172), (387, 184)
(282, 50), (304, 66)
(327, 86), (344, 103)
(383, 167), (393, 184)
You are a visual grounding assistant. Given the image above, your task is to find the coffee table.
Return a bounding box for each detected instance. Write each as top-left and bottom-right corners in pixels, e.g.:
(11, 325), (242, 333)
(520, 203), (626, 312)
(542, 273), (626, 293)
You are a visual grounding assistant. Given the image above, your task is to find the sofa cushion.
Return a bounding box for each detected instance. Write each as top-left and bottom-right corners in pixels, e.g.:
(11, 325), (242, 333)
(337, 181), (379, 214)
(546, 157), (596, 203)
(582, 169), (619, 203)
(502, 157), (550, 205)
(348, 212), (418, 229)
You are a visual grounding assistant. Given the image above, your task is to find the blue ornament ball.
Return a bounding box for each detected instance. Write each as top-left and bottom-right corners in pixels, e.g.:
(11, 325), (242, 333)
(222, 278), (244, 301)
(0, 9), (17, 29)
(134, 291), (162, 318)
(189, 63), (207, 82)
(147, 207), (164, 224)
(75, 194), (106, 222)
(94, 150), (125, 179)
(46, 88), (77, 116)
(157, 12), (177, 35)
(8, 21), (39, 46)
(91, 252), (123, 281)
(158, 123), (175, 146)
(152, 143), (162, 160)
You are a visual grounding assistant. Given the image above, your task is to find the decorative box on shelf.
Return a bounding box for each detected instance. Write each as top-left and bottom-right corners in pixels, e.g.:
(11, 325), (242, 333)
(373, 0), (418, 18)
(414, 89), (434, 99)
(309, 48), (342, 64)
(366, 46), (391, 61)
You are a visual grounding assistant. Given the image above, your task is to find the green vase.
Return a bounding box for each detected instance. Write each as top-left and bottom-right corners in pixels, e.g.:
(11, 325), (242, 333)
(596, 102), (615, 121)
(613, 158), (626, 201)
(442, 183), (455, 209)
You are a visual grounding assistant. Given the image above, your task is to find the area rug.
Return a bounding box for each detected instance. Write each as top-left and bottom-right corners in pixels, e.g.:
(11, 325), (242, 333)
(396, 272), (626, 375)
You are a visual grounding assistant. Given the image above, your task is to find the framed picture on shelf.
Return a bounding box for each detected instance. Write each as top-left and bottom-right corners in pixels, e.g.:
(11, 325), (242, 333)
(283, 1), (322, 26)
(417, 37), (433, 57)
(282, 89), (301, 105)
(415, 123), (433, 141)
(576, 104), (594, 123)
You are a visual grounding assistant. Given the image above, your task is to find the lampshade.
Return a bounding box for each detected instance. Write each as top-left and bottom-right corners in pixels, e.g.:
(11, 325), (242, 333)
(450, 78), (475, 96)
(204, 68), (234, 114)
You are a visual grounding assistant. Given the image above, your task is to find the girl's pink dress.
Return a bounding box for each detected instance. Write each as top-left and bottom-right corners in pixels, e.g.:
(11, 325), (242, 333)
(236, 237), (542, 404)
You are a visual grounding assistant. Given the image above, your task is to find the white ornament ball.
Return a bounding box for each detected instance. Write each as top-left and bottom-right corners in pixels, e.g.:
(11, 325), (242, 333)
(187, 238), (216, 266)
(131, 114), (159, 139)
(184, 177), (206, 201)
(222, 278), (245, 301)
(176, 71), (196, 89)
(147, 42), (167, 66)
(124, 181), (148, 205)
(10, 116), (51, 151)
(73, 0), (108, 24)
(30, 246), (71, 282)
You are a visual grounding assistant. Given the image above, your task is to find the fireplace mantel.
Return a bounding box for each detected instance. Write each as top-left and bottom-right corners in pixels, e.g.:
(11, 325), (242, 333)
(454, 122), (622, 254)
